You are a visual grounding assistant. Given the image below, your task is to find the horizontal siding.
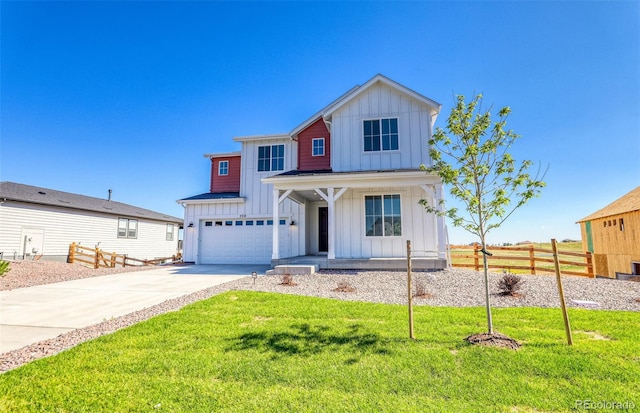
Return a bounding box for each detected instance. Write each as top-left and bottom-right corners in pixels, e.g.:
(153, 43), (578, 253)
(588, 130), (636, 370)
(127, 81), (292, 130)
(211, 156), (242, 193)
(331, 83), (433, 172)
(298, 118), (331, 171)
(0, 202), (180, 260)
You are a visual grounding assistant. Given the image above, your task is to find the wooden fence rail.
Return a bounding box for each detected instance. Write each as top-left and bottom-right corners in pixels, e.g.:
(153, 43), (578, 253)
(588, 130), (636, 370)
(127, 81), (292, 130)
(68, 243), (180, 269)
(449, 243), (594, 278)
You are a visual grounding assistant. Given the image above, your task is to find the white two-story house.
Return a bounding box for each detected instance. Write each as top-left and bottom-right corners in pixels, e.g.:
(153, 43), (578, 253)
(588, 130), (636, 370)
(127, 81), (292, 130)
(178, 74), (448, 270)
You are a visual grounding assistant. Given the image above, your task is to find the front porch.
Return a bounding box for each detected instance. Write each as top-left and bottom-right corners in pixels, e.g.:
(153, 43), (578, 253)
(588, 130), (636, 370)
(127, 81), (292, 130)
(272, 255), (447, 271)
(263, 169), (449, 265)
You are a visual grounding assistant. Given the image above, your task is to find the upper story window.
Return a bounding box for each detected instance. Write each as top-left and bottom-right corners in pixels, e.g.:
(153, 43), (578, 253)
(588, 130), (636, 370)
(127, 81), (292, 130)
(365, 194), (401, 237)
(218, 160), (229, 176)
(312, 138), (325, 156)
(118, 218), (138, 239)
(364, 118), (398, 152)
(258, 144), (285, 172)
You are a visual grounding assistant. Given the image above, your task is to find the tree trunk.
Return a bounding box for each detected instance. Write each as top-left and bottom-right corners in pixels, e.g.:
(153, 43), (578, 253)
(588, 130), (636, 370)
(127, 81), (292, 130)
(482, 239), (494, 334)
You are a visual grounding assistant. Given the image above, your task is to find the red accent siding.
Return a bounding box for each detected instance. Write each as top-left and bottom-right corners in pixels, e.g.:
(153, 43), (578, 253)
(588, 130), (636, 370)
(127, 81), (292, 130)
(297, 118), (331, 171)
(210, 156), (241, 193)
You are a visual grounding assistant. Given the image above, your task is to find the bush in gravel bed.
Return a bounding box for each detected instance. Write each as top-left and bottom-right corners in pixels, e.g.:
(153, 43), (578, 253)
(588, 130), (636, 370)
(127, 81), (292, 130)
(333, 281), (356, 293)
(413, 280), (433, 298)
(0, 260), (9, 277)
(280, 273), (297, 286)
(497, 273), (525, 297)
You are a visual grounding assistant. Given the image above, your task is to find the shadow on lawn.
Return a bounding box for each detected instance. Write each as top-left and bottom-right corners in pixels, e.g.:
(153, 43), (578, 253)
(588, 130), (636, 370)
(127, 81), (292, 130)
(228, 323), (391, 362)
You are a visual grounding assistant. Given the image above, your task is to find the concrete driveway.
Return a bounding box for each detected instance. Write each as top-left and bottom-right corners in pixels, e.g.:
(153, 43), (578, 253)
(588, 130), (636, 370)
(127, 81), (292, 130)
(0, 264), (269, 354)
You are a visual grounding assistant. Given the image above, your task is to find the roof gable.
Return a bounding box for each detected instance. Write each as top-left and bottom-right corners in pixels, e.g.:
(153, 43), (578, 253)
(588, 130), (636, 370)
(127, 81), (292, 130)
(289, 85), (360, 138)
(322, 74), (441, 119)
(577, 186), (640, 222)
(0, 182), (182, 223)
(290, 75), (441, 138)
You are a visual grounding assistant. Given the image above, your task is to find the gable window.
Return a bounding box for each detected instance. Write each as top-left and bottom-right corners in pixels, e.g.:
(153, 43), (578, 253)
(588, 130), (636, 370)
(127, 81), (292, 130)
(218, 160), (229, 176)
(258, 144), (285, 172)
(166, 224), (174, 241)
(118, 218), (138, 239)
(364, 118), (398, 152)
(365, 195), (401, 236)
(312, 138), (325, 156)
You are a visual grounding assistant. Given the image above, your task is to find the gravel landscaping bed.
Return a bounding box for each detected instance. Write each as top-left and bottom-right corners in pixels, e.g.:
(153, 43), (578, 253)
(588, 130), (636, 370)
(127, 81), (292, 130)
(238, 269), (640, 311)
(1, 262), (638, 373)
(1, 260), (157, 291)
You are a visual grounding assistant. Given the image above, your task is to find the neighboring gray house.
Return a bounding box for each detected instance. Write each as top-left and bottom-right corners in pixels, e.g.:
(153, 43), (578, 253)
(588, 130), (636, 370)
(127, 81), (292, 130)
(0, 182), (182, 262)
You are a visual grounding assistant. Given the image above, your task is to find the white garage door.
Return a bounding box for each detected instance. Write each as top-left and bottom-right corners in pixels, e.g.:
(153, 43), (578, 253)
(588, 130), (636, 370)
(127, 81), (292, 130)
(198, 219), (280, 264)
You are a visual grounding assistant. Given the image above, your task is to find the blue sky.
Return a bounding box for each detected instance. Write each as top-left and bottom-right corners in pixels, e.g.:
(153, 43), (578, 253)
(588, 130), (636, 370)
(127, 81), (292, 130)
(2, 1), (638, 245)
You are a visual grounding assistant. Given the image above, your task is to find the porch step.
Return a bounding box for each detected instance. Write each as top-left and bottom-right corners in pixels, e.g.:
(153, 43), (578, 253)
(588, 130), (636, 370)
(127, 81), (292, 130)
(266, 265), (318, 276)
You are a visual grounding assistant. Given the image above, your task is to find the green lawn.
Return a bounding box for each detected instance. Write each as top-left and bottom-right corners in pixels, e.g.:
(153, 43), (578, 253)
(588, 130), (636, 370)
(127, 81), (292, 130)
(1, 291), (638, 412)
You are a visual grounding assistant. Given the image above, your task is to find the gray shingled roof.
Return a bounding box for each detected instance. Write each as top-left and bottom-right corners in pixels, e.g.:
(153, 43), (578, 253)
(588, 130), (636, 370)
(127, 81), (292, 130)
(178, 192), (242, 201)
(0, 182), (182, 224)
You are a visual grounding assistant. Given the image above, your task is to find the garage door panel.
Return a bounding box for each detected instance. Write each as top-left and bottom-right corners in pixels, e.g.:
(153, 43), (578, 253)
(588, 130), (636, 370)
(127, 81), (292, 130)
(198, 220), (273, 264)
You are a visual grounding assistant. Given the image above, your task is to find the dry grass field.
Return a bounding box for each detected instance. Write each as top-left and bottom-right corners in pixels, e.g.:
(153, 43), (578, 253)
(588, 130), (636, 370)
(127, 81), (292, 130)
(449, 241), (591, 276)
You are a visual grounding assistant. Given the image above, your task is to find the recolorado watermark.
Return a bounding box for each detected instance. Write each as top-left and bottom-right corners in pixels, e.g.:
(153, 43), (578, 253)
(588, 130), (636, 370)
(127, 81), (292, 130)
(575, 399), (636, 410)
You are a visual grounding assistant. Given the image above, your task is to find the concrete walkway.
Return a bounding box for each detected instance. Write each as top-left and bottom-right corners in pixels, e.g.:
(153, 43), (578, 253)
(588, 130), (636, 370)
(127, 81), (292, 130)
(0, 265), (269, 354)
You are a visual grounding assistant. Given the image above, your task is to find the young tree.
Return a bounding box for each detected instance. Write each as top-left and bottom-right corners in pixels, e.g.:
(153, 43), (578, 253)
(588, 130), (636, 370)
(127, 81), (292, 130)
(422, 94), (546, 335)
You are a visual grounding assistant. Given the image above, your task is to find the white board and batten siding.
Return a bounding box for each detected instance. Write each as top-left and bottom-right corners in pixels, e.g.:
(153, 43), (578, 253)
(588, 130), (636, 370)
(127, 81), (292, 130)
(182, 207), (302, 264)
(0, 201), (180, 260)
(333, 186), (438, 259)
(182, 137), (302, 264)
(331, 83), (434, 172)
(239, 137), (297, 216)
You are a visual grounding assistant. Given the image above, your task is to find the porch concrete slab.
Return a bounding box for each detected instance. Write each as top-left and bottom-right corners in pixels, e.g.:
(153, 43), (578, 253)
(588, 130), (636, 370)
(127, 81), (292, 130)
(269, 265), (318, 275)
(273, 256), (447, 271)
(0, 265), (268, 354)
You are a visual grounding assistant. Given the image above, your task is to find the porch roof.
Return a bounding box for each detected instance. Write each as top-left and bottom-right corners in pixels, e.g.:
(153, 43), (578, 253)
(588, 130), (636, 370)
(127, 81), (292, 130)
(262, 169), (441, 191)
(177, 192), (245, 205)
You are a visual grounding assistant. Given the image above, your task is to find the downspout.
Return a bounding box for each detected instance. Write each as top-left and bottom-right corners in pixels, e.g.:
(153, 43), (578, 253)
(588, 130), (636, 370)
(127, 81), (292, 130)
(323, 117), (333, 170)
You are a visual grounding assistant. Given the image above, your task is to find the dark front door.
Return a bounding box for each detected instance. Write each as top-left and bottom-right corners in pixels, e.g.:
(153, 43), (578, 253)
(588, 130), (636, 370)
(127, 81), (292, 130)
(318, 207), (328, 252)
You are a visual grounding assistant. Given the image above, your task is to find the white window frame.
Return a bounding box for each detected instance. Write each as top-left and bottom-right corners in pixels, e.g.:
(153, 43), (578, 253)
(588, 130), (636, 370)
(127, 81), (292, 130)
(312, 138), (325, 157)
(364, 194), (402, 237)
(166, 224), (174, 241)
(363, 118), (399, 152)
(218, 160), (229, 176)
(118, 218), (138, 239)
